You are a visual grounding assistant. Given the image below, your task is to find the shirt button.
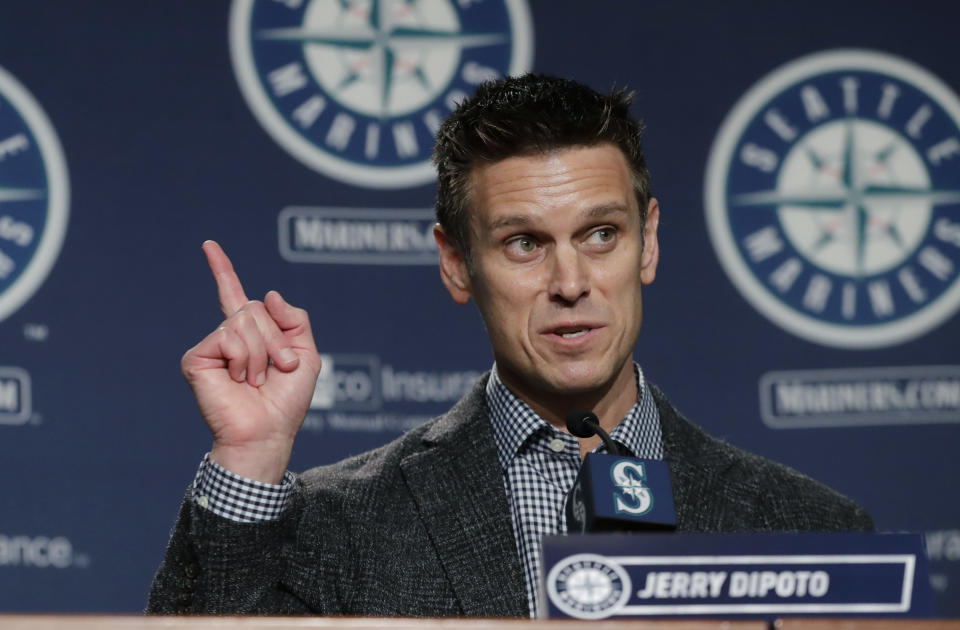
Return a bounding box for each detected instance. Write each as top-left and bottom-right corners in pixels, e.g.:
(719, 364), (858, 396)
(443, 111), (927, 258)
(548, 438), (565, 453)
(196, 495), (210, 509)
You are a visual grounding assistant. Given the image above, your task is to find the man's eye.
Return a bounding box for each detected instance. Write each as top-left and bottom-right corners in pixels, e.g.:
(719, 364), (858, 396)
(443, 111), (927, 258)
(589, 228), (616, 243)
(507, 237), (537, 254)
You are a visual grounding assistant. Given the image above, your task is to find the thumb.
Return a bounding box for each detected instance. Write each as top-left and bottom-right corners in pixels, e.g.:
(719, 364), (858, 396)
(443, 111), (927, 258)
(264, 290), (318, 352)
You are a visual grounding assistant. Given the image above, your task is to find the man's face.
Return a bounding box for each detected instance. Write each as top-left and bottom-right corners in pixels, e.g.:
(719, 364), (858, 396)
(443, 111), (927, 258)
(436, 143), (660, 402)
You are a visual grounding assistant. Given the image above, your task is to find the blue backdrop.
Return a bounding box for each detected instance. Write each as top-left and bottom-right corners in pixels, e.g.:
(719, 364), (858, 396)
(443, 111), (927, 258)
(0, 0), (958, 616)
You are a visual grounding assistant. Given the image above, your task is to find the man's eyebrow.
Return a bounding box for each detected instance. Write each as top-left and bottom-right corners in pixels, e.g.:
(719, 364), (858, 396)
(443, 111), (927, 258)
(487, 214), (532, 232)
(585, 203), (631, 219)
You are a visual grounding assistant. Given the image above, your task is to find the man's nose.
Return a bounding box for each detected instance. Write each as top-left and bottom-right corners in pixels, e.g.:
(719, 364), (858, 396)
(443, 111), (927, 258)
(548, 244), (590, 303)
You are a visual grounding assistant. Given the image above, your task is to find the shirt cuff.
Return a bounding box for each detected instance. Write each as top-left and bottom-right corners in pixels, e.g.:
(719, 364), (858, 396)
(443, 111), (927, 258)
(192, 453), (295, 523)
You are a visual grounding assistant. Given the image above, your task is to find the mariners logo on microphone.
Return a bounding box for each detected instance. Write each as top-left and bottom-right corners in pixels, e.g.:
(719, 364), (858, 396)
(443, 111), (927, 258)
(612, 460), (653, 516)
(706, 50), (960, 348)
(547, 553), (631, 620)
(229, 0), (533, 189)
(0, 66), (69, 325)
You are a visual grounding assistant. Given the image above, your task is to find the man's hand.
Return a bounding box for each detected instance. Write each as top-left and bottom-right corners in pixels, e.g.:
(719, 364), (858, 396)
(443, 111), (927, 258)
(181, 241), (322, 483)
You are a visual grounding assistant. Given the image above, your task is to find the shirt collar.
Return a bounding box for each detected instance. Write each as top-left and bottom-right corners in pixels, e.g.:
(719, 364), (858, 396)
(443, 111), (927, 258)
(485, 362), (661, 471)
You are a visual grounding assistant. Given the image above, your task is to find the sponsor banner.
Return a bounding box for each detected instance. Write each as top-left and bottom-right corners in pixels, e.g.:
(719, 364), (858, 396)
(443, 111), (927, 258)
(0, 366), (30, 425)
(705, 49), (960, 349)
(0, 533), (88, 569)
(305, 353), (482, 432)
(279, 206), (437, 264)
(541, 533), (933, 620)
(760, 365), (960, 428)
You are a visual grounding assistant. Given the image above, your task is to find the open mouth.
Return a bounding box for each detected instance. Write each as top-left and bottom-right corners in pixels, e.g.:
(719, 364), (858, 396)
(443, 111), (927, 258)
(547, 324), (600, 339)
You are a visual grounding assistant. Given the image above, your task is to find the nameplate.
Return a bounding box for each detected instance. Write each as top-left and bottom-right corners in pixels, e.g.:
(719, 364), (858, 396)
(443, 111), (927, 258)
(540, 533), (933, 620)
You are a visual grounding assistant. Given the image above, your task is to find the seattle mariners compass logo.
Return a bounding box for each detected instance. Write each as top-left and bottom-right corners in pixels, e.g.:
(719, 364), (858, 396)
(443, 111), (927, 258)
(0, 65), (69, 324)
(547, 553), (631, 620)
(705, 50), (960, 348)
(229, 0), (533, 189)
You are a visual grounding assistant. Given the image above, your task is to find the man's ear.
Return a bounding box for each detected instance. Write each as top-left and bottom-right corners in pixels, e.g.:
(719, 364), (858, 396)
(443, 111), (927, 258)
(434, 224), (472, 304)
(640, 197), (660, 286)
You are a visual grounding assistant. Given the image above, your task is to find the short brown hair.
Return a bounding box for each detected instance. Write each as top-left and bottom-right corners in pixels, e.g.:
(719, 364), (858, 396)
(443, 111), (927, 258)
(433, 74), (651, 261)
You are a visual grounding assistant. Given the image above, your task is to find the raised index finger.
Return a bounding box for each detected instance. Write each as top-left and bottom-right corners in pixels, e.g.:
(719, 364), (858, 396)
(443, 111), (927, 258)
(202, 240), (249, 317)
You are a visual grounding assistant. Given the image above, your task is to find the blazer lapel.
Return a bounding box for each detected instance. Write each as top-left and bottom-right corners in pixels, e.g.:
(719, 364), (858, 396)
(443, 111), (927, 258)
(651, 383), (738, 532)
(399, 381), (527, 617)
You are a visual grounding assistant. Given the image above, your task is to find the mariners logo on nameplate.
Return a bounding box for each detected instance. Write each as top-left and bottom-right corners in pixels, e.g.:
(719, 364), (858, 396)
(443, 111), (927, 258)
(705, 49), (960, 348)
(229, 0), (533, 189)
(0, 65), (69, 325)
(546, 553), (632, 620)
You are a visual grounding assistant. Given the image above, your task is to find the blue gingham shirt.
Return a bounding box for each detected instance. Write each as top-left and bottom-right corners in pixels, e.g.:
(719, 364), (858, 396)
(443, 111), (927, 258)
(193, 363), (663, 617)
(485, 363), (663, 616)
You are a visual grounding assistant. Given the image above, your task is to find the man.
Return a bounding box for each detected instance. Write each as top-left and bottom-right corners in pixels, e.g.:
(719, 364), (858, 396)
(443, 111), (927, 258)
(148, 74), (872, 617)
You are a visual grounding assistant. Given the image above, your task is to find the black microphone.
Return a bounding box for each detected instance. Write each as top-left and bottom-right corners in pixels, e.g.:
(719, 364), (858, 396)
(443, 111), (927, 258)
(565, 410), (621, 456)
(564, 409), (676, 534)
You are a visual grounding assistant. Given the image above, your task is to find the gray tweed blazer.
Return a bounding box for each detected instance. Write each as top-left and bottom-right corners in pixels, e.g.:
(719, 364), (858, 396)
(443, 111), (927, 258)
(147, 377), (872, 616)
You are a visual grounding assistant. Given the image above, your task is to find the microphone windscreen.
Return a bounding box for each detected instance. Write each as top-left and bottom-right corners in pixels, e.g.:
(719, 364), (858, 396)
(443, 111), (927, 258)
(566, 410), (599, 438)
(565, 453), (677, 533)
